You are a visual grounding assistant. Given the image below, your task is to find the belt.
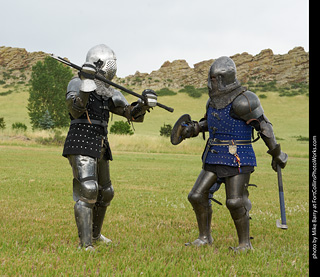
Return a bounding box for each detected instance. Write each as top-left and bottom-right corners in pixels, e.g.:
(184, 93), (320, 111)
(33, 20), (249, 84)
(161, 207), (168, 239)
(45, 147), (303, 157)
(208, 138), (253, 146)
(71, 119), (108, 127)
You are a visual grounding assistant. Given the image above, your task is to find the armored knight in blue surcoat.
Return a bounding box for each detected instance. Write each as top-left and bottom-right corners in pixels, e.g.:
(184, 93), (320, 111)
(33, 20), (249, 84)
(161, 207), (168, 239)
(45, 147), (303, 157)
(171, 56), (288, 251)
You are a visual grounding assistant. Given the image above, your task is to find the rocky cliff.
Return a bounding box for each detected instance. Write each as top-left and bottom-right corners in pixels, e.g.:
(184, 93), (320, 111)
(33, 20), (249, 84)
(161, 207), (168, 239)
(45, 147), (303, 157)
(0, 46), (309, 89)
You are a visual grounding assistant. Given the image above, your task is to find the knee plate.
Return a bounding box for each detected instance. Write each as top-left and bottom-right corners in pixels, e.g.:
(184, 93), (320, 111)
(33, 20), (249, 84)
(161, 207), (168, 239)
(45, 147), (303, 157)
(73, 177), (98, 204)
(226, 194), (252, 219)
(97, 181), (114, 207)
(188, 191), (208, 208)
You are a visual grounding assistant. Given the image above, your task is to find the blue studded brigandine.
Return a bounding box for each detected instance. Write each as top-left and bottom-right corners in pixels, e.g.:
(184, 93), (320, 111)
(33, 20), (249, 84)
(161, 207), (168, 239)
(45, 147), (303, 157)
(204, 103), (257, 167)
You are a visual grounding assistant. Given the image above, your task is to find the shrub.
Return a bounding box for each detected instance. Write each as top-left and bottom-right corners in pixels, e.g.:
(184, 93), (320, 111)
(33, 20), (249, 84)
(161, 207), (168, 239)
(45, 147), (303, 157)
(35, 130), (66, 146)
(155, 88), (177, 96)
(295, 135), (309, 142)
(12, 122), (27, 132)
(179, 86), (203, 98)
(110, 121), (134, 135)
(0, 118), (5, 130)
(159, 123), (172, 137)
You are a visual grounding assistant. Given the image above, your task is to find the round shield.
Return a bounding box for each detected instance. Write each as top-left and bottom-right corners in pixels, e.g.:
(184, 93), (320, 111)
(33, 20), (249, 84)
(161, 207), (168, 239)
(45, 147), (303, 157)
(170, 114), (192, 145)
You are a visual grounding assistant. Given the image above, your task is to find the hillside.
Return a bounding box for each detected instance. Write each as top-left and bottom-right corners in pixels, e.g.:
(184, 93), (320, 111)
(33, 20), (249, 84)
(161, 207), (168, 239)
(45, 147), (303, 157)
(0, 46), (309, 90)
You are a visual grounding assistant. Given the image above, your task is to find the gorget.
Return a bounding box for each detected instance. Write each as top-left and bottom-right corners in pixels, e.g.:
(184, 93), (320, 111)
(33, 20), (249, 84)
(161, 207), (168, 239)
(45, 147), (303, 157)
(209, 85), (247, 110)
(94, 76), (114, 98)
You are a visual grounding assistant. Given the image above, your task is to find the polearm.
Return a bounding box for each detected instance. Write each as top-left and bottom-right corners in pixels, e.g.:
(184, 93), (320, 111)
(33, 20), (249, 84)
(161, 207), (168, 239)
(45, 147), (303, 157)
(276, 164), (288, 230)
(51, 54), (174, 113)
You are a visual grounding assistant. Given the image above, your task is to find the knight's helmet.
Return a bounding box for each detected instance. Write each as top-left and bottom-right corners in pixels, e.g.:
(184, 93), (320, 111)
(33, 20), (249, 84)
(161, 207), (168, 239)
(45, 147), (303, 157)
(86, 44), (117, 81)
(207, 56), (240, 93)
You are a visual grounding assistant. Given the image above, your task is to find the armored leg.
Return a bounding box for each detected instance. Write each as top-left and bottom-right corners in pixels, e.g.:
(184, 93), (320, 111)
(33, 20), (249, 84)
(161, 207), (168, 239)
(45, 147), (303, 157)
(69, 155), (98, 249)
(74, 199), (94, 248)
(187, 169), (217, 246)
(92, 157), (114, 243)
(225, 173), (253, 251)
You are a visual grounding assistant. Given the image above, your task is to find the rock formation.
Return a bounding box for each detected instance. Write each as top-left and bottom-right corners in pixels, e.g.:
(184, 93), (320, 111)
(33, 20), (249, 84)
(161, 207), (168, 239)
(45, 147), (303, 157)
(0, 46), (309, 89)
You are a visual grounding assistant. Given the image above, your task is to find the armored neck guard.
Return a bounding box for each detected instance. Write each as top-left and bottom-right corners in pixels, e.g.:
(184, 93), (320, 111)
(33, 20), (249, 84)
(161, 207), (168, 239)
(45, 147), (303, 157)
(94, 76), (114, 98)
(209, 85), (247, 110)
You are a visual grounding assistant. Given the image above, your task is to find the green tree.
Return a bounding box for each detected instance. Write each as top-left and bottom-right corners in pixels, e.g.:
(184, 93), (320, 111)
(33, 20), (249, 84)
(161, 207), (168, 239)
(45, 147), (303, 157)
(27, 56), (73, 129)
(38, 109), (55, 130)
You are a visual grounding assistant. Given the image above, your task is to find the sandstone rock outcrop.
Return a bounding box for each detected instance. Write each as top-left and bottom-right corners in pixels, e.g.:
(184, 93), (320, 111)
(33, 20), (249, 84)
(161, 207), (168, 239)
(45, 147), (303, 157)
(0, 46), (309, 89)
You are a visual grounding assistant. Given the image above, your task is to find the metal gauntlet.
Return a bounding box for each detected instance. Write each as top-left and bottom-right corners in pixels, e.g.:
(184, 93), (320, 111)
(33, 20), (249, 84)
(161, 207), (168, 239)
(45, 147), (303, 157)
(267, 143), (288, 171)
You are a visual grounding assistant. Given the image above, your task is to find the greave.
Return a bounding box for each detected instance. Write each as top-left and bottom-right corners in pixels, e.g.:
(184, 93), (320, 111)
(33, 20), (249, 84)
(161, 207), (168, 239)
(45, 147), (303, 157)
(74, 201), (93, 248)
(92, 205), (107, 239)
(193, 205), (213, 245)
(230, 211), (252, 250)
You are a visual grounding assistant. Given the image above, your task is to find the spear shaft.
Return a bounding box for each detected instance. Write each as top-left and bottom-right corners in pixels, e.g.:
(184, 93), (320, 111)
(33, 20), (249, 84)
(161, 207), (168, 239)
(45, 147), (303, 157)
(51, 54), (174, 113)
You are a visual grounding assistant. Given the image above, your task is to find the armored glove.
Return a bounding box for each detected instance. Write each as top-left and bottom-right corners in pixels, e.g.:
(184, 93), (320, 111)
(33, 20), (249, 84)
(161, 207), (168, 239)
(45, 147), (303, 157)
(180, 121), (201, 139)
(267, 144), (288, 172)
(171, 114), (205, 145)
(78, 62), (98, 93)
(142, 89), (157, 107)
(79, 62), (97, 80)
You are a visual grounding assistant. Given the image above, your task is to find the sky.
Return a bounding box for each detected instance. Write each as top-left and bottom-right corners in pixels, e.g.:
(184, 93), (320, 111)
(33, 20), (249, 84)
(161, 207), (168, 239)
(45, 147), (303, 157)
(1, 0), (309, 77)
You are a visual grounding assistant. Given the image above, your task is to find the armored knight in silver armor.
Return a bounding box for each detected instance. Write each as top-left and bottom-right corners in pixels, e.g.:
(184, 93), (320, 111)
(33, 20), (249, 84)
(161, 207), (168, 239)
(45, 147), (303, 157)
(62, 44), (157, 250)
(171, 56), (287, 251)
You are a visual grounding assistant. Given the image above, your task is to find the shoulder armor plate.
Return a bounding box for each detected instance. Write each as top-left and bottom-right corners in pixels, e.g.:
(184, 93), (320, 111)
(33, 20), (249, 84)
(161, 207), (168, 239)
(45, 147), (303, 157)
(232, 90), (264, 121)
(67, 77), (81, 94)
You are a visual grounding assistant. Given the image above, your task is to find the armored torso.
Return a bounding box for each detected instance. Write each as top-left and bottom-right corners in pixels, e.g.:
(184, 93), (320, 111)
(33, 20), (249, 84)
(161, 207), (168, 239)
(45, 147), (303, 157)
(204, 103), (257, 167)
(63, 91), (112, 159)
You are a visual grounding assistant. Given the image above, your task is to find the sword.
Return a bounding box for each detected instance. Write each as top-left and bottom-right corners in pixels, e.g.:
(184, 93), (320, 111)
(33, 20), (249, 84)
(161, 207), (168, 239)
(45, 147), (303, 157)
(51, 54), (174, 113)
(276, 164), (288, 229)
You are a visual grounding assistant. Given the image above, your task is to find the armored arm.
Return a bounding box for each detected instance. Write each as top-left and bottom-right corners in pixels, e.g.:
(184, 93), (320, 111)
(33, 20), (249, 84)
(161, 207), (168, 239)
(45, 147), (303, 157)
(181, 117), (208, 138)
(232, 90), (288, 171)
(66, 63), (97, 119)
(170, 113), (208, 145)
(109, 89), (157, 122)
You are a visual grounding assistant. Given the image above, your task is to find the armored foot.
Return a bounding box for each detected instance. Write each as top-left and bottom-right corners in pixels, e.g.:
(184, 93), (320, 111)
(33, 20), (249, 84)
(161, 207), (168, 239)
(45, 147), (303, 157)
(93, 234), (112, 245)
(185, 236), (213, 247)
(229, 242), (254, 253)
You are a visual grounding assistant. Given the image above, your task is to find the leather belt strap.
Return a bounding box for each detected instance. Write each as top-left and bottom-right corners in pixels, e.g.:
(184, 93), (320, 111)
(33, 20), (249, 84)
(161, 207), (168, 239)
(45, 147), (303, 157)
(71, 119), (108, 127)
(208, 138), (253, 145)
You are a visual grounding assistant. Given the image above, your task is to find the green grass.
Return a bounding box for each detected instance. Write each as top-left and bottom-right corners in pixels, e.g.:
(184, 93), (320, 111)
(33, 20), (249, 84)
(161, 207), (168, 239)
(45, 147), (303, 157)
(0, 84), (309, 275)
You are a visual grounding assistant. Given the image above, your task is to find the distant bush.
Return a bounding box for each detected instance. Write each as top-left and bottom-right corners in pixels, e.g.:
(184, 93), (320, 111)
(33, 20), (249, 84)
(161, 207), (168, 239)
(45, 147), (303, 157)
(110, 121), (134, 135)
(0, 118), (5, 130)
(179, 86), (203, 98)
(159, 124), (172, 137)
(246, 80), (309, 97)
(295, 135), (309, 142)
(35, 130), (66, 146)
(12, 122), (27, 132)
(155, 88), (177, 96)
(0, 90), (13, 96)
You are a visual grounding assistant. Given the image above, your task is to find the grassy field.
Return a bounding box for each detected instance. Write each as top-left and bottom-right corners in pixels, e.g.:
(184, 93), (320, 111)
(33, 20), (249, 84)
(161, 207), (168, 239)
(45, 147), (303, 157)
(0, 85), (309, 275)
